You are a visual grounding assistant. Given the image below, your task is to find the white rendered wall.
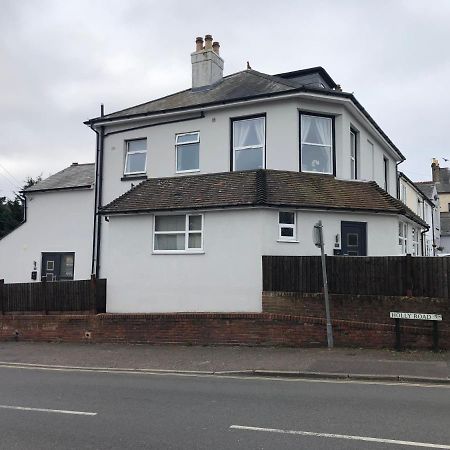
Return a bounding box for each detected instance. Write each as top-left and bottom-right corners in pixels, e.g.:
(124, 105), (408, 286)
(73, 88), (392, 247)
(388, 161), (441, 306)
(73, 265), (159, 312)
(100, 96), (401, 206)
(0, 189), (94, 283)
(103, 208), (403, 313)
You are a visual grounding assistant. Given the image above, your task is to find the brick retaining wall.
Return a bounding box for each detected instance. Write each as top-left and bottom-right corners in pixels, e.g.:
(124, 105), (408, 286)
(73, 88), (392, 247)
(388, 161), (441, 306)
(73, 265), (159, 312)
(1, 312), (448, 350)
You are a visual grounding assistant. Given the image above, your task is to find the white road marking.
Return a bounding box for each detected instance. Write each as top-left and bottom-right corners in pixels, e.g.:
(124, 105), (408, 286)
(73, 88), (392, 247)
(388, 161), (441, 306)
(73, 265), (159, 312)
(230, 425), (450, 449)
(0, 362), (448, 389)
(0, 404), (97, 416)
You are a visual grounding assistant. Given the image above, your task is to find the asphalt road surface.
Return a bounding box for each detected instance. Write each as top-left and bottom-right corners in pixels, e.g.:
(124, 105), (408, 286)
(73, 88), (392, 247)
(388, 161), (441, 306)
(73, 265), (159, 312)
(0, 365), (449, 449)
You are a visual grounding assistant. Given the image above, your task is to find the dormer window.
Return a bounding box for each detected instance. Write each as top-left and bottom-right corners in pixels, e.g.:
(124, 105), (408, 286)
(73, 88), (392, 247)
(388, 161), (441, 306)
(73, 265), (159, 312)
(232, 115), (265, 171)
(300, 113), (333, 175)
(124, 139), (147, 175)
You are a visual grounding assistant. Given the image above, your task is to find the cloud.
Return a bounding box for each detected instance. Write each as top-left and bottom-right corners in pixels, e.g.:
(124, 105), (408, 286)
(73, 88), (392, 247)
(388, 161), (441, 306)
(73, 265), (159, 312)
(1, 0), (449, 195)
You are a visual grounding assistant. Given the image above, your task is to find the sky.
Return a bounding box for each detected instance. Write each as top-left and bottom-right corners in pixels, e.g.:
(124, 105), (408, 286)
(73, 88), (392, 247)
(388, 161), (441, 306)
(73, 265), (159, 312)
(1, 0), (449, 197)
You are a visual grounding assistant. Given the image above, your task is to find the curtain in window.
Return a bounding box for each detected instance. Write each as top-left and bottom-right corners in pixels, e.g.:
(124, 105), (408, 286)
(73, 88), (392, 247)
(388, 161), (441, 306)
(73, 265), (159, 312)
(234, 118), (264, 148)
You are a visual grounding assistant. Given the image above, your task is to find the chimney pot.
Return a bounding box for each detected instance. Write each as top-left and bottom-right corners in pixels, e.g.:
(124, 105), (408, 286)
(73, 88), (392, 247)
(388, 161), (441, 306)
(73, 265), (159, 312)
(205, 34), (213, 50)
(195, 36), (204, 52)
(212, 41), (220, 54)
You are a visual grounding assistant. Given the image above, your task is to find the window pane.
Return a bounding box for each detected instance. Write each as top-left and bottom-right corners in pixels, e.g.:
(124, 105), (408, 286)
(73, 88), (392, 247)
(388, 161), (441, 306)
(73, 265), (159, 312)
(125, 152), (146, 173)
(61, 254), (74, 278)
(281, 227), (294, 237)
(233, 117), (265, 148)
(177, 143), (199, 171)
(301, 116), (332, 145)
(279, 211), (295, 224)
(176, 133), (199, 144)
(189, 215), (202, 231)
(155, 234), (185, 250)
(188, 233), (202, 249)
(235, 147), (263, 171)
(301, 144), (332, 173)
(155, 215), (185, 232)
(128, 139), (146, 152)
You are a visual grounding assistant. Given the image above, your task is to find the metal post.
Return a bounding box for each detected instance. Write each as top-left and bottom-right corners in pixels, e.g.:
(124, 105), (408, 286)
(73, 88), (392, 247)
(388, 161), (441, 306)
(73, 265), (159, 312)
(315, 221), (333, 348)
(432, 321), (439, 353)
(0, 279), (4, 315)
(395, 318), (401, 351)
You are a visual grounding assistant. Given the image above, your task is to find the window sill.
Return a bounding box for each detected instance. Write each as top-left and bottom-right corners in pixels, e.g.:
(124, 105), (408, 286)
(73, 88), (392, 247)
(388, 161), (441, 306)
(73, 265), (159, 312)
(152, 250), (205, 255)
(121, 174), (148, 181)
(277, 239), (299, 243)
(176, 169), (200, 174)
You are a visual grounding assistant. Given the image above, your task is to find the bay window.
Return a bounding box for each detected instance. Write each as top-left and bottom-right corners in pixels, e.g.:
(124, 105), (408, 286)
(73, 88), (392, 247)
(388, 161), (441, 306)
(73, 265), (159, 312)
(232, 116), (265, 171)
(153, 214), (203, 253)
(300, 114), (333, 174)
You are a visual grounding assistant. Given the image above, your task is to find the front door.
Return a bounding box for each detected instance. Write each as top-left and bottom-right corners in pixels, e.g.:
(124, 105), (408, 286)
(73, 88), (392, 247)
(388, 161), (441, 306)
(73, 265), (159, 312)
(341, 221), (367, 256)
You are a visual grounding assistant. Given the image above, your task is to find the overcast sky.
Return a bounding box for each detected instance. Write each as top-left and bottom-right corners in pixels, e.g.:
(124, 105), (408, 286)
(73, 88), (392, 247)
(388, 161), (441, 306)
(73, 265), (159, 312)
(1, 0), (449, 197)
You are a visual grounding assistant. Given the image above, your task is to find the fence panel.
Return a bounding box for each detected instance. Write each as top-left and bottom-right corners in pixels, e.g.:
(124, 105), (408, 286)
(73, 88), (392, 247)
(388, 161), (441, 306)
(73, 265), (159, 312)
(0, 279), (106, 313)
(262, 255), (449, 298)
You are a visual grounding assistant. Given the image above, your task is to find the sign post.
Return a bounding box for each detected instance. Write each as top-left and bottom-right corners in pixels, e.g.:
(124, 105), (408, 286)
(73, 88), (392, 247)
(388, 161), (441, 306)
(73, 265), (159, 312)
(314, 221), (333, 349)
(389, 312), (443, 352)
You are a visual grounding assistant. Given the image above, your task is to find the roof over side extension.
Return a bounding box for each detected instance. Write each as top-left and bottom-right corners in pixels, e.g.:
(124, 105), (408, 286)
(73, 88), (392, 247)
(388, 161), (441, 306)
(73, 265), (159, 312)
(100, 169), (426, 227)
(24, 163), (95, 193)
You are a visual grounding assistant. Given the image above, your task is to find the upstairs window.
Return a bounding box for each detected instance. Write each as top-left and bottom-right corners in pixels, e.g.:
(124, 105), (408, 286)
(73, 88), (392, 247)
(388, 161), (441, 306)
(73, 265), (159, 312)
(350, 129), (357, 179)
(399, 182), (407, 204)
(232, 116), (265, 171)
(124, 139), (147, 175)
(383, 156), (389, 191)
(278, 211), (297, 241)
(153, 214), (203, 253)
(301, 114), (333, 174)
(176, 132), (200, 173)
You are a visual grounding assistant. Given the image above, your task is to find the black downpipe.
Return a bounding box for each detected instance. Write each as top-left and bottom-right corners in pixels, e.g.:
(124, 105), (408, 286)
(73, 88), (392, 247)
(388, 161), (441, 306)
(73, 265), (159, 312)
(90, 128), (100, 275)
(95, 124), (105, 278)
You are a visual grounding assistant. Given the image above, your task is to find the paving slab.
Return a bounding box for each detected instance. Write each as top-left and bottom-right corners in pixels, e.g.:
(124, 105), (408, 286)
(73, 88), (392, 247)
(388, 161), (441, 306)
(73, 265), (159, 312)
(0, 342), (448, 380)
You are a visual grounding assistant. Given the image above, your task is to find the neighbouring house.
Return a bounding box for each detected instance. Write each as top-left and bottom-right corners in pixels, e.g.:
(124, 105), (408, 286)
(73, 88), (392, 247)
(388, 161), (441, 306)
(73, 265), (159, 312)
(0, 163), (95, 282)
(398, 172), (438, 255)
(82, 35), (426, 313)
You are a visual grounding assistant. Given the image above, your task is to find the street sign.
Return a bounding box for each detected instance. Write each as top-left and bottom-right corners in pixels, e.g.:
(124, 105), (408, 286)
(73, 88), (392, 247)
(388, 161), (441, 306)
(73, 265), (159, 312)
(390, 312), (442, 321)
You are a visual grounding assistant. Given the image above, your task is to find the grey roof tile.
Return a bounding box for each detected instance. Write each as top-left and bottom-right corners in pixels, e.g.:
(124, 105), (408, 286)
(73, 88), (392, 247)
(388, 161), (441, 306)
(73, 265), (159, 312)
(25, 163), (95, 193)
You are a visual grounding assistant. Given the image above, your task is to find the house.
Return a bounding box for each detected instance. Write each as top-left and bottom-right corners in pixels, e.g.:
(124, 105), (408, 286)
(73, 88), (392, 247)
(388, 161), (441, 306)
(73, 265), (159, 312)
(0, 163), (95, 282)
(398, 172), (438, 255)
(82, 35), (426, 313)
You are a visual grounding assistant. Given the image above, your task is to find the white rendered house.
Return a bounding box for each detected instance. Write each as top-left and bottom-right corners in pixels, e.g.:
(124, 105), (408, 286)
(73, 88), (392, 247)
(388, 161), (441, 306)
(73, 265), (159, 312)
(83, 35), (426, 313)
(0, 163), (95, 283)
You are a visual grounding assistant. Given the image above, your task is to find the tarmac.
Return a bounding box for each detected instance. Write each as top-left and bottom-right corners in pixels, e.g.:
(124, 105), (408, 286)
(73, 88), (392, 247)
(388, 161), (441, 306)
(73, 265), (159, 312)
(0, 342), (448, 384)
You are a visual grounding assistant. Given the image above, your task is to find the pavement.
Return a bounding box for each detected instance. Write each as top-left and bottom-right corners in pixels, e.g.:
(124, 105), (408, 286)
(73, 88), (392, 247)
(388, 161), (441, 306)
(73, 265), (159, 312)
(0, 365), (449, 449)
(0, 342), (448, 383)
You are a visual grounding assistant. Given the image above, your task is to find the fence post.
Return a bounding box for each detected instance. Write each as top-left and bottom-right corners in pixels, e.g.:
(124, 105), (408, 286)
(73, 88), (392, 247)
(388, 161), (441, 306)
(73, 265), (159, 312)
(90, 274), (97, 314)
(0, 279), (4, 315)
(405, 254), (413, 297)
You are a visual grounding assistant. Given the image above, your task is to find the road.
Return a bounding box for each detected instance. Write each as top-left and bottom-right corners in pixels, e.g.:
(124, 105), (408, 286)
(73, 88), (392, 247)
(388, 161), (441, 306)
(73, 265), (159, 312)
(0, 365), (449, 449)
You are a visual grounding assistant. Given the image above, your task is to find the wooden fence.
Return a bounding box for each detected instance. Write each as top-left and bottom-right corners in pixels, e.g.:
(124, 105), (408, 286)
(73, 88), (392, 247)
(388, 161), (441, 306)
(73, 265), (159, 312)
(262, 255), (450, 298)
(0, 277), (106, 314)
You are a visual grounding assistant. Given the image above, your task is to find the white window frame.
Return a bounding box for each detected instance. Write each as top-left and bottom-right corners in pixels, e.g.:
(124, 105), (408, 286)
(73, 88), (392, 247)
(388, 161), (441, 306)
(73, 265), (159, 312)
(300, 114), (333, 175)
(412, 227), (420, 256)
(383, 156), (389, 192)
(399, 182), (407, 204)
(153, 213), (204, 254)
(350, 128), (357, 180)
(399, 221), (408, 254)
(175, 132), (200, 174)
(124, 139), (147, 176)
(232, 116), (266, 171)
(278, 211), (297, 242)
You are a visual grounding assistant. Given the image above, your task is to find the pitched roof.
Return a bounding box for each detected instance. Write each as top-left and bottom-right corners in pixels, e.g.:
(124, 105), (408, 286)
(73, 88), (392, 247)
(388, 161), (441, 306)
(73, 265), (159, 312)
(24, 163), (95, 193)
(84, 67), (404, 161)
(100, 169), (426, 226)
(415, 181), (437, 200)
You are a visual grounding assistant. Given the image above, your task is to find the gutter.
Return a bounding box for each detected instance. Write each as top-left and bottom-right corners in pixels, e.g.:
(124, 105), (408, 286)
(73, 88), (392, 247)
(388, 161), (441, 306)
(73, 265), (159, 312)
(84, 87), (405, 162)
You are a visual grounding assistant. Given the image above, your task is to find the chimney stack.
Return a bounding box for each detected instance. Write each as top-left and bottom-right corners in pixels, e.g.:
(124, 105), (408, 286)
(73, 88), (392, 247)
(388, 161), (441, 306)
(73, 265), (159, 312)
(191, 34), (224, 90)
(432, 158), (440, 182)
